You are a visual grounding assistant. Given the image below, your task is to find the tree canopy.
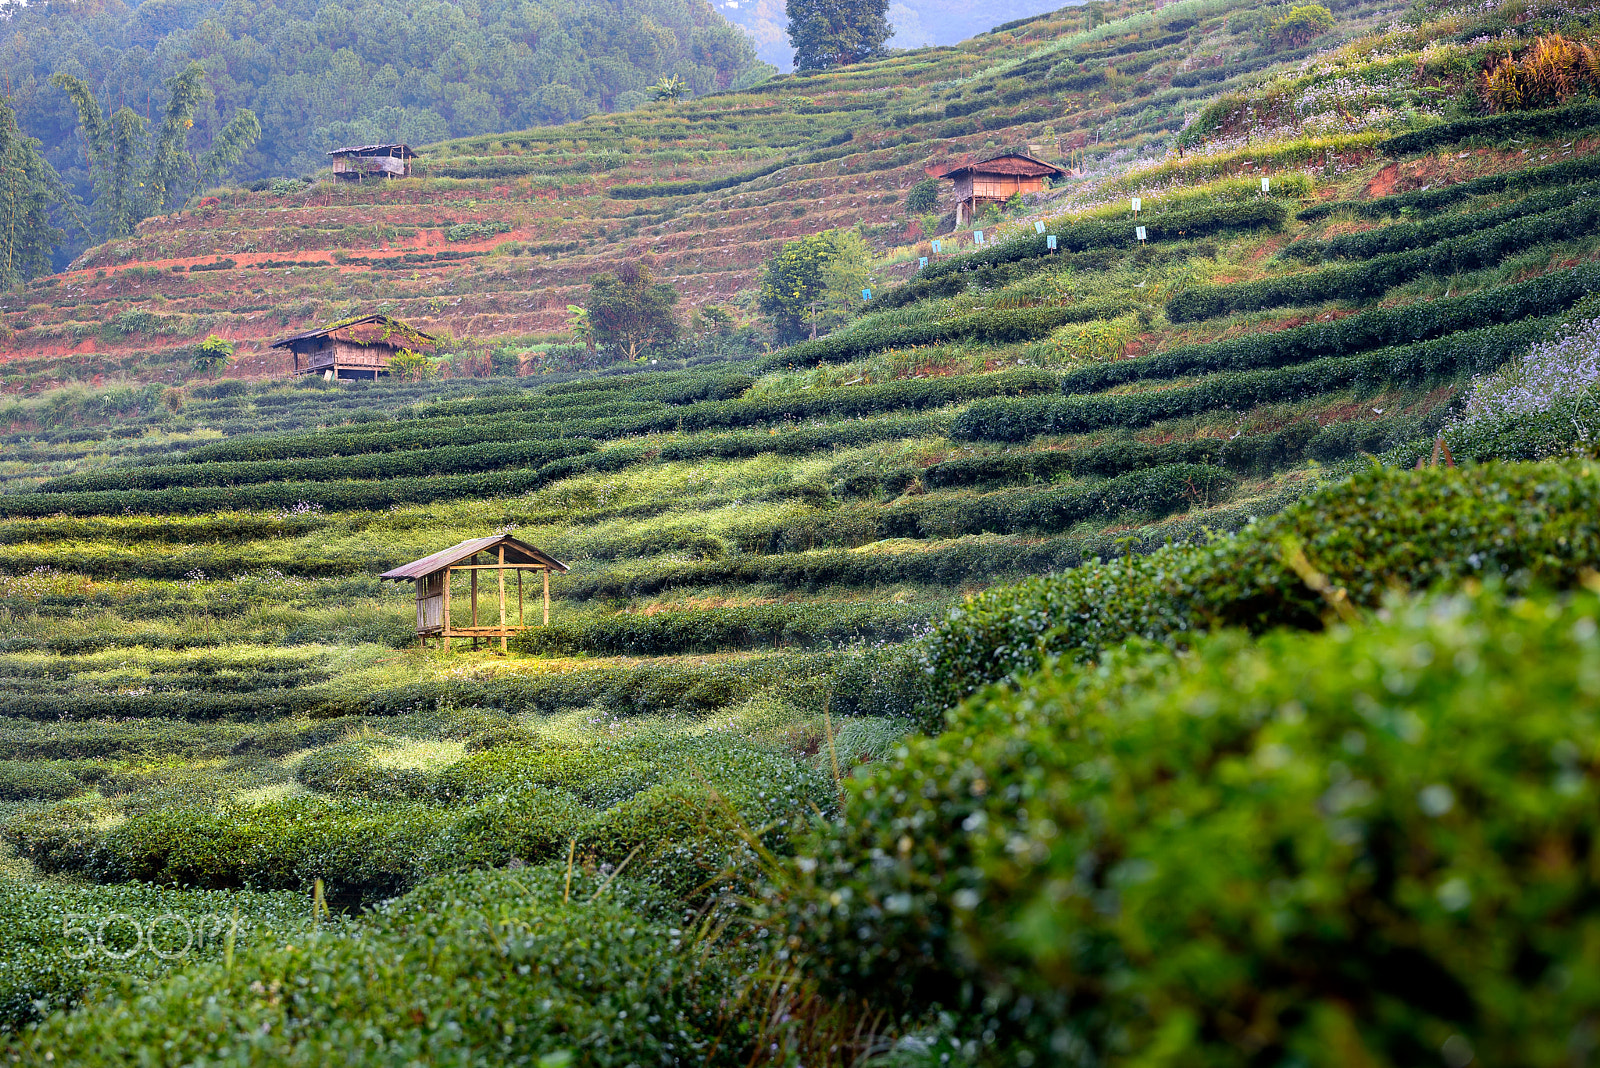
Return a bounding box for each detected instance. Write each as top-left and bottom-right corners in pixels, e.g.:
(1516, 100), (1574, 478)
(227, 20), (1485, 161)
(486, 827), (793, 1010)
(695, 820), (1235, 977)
(786, 0), (893, 71)
(758, 229), (872, 342)
(587, 263), (681, 361)
(2, 0), (761, 241)
(0, 99), (75, 286)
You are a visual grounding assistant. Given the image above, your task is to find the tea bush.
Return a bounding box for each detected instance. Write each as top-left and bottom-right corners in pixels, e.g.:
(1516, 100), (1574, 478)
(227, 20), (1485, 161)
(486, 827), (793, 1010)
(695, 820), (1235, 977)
(0, 881), (309, 1029)
(1283, 181), (1600, 261)
(783, 589), (1600, 1065)
(1298, 152), (1600, 222)
(916, 461), (1600, 717)
(1167, 196), (1600, 321)
(954, 317), (1540, 441)
(1378, 100), (1600, 154)
(1066, 263), (1598, 395)
(16, 866), (755, 1066)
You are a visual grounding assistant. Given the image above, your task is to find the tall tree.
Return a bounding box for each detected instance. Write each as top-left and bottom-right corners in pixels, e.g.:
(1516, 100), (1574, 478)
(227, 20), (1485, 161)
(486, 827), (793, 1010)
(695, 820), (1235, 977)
(587, 263), (680, 361)
(50, 63), (259, 240)
(0, 100), (76, 285)
(786, 0), (893, 71)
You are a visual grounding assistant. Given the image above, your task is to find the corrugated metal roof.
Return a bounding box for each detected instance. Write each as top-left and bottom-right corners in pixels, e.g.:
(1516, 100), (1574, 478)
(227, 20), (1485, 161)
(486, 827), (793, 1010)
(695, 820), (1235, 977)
(328, 143), (419, 158)
(380, 535), (569, 580)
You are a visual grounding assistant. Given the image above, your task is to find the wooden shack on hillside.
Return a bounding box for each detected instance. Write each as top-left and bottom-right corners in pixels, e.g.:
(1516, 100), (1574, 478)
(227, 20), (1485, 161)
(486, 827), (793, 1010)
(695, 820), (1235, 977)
(381, 534), (569, 652)
(328, 143), (418, 180)
(927, 152), (1065, 226)
(271, 314), (438, 380)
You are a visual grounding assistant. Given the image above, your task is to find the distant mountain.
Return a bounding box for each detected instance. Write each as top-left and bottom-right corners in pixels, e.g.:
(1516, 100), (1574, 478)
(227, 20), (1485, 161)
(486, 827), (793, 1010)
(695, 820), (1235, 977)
(712, 0), (1083, 69)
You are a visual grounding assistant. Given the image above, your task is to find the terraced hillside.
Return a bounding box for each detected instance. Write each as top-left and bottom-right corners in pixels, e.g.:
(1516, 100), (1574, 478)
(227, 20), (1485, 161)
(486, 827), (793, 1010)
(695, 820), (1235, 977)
(5, 0), (1600, 1062)
(0, 0), (1476, 386)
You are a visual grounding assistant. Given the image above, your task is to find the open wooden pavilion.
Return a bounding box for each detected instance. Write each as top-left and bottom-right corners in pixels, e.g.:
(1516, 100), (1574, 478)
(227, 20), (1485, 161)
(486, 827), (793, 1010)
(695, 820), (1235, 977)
(380, 534), (568, 652)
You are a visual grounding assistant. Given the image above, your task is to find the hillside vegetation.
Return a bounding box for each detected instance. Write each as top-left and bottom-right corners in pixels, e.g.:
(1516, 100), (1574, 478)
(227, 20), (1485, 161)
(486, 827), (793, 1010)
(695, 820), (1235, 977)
(4, 0), (1600, 1062)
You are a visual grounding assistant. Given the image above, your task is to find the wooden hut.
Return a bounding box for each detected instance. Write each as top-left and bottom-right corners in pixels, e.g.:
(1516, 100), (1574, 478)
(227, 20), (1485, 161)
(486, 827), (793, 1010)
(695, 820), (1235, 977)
(927, 152), (1065, 227)
(271, 314), (438, 380)
(329, 143), (418, 180)
(380, 534), (569, 652)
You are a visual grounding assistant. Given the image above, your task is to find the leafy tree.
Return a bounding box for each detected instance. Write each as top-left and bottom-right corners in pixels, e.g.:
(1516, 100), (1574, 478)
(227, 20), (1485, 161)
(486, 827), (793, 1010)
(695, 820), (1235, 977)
(649, 75), (690, 102)
(904, 178), (940, 215)
(50, 63), (260, 240)
(818, 228), (872, 322)
(0, 100), (75, 285)
(192, 334), (235, 374)
(489, 347), (523, 376)
(758, 229), (871, 342)
(1268, 4), (1334, 49)
(786, 0), (893, 71)
(587, 263), (680, 361)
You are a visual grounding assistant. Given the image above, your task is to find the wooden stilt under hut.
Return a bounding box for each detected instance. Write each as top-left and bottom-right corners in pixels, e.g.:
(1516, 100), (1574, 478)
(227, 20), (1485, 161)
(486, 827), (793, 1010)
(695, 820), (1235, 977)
(380, 534), (568, 652)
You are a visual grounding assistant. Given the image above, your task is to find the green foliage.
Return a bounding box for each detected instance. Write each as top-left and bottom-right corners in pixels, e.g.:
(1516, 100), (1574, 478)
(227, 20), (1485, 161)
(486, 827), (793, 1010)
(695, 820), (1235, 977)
(13, 866), (754, 1065)
(759, 229), (856, 342)
(1061, 263), (1599, 396)
(786, 587), (1600, 1064)
(954, 318), (1541, 442)
(1167, 194), (1600, 321)
(512, 601), (931, 656)
(759, 299), (1130, 370)
(787, 0), (892, 71)
(1284, 182), (1600, 262)
(0, 881), (308, 1029)
(1298, 152), (1600, 222)
(917, 461), (1600, 717)
(386, 348), (439, 382)
(191, 335), (235, 374)
(0, 759), (82, 801)
(444, 221), (513, 243)
(1268, 3), (1334, 49)
(49, 63), (260, 240)
(648, 74), (690, 102)
(904, 177), (940, 214)
(586, 262), (680, 361)
(0, 100), (74, 286)
(1379, 102), (1600, 156)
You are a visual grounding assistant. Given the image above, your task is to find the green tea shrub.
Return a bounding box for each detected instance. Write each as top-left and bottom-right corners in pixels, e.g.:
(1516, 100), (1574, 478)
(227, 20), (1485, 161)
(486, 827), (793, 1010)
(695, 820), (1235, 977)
(783, 589), (1600, 1065)
(916, 462), (1600, 717)
(0, 881), (308, 1029)
(1167, 196), (1600, 321)
(907, 199), (1286, 284)
(755, 302), (1129, 372)
(1379, 100), (1600, 154)
(1066, 263), (1598, 394)
(0, 759), (81, 800)
(14, 866), (754, 1066)
(511, 601), (932, 656)
(953, 318), (1539, 442)
(293, 743), (434, 801)
(1283, 181), (1600, 261)
(41, 438), (595, 493)
(1299, 152), (1600, 222)
(417, 786), (593, 876)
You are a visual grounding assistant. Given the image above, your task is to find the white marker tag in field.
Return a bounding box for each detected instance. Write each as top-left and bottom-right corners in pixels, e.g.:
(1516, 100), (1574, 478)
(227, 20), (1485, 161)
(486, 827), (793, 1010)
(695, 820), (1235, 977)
(974, 230), (983, 244)
(932, 240), (942, 254)
(1046, 235), (1057, 250)
(862, 288), (872, 301)
(919, 256), (928, 268)
(1034, 220), (1046, 234)
(1136, 225), (1146, 241)
(1261, 176), (1270, 193)
(1131, 196), (1142, 213)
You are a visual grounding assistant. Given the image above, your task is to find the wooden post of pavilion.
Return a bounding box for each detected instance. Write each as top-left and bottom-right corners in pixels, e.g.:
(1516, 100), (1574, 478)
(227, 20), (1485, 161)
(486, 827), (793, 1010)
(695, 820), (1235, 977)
(498, 546), (507, 653)
(380, 534), (569, 654)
